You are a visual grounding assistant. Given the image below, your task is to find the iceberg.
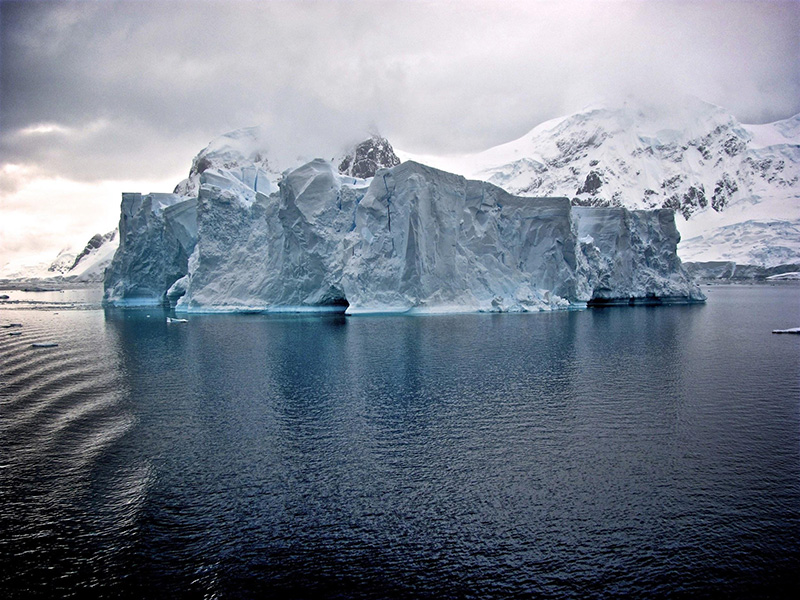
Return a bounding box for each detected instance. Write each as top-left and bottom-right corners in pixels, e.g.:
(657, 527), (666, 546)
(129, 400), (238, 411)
(103, 193), (197, 306)
(104, 133), (703, 313)
(573, 206), (695, 304)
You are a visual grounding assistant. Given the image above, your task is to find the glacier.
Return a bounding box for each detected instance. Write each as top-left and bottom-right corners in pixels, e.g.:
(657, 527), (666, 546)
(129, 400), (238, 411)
(104, 132), (703, 313)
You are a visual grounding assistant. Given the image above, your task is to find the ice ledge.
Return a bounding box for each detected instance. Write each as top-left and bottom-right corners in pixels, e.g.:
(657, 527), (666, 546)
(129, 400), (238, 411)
(586, 295), (707, 307)
(116, 299), (705, 316)
(175, 304), (349, 315)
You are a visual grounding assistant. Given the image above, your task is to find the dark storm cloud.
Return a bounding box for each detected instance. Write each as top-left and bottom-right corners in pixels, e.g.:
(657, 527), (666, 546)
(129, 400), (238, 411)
(2, 0), (799, 185)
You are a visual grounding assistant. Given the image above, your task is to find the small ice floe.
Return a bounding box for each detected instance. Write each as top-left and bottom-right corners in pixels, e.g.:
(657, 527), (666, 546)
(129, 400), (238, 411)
(31, 342), (58, 348)
(772, 327), (800, 334)
(166, 317), (188, 324)
(2, 323), (22, 328)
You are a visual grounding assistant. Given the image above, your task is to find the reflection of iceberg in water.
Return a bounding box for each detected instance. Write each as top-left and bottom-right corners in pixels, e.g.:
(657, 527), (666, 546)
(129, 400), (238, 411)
(4, 285), (790, 597)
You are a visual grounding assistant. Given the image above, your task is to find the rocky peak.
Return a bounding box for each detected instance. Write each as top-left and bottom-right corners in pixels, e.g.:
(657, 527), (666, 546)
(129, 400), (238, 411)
(69, 230), (117, 271)
(338, 136), (401, 179)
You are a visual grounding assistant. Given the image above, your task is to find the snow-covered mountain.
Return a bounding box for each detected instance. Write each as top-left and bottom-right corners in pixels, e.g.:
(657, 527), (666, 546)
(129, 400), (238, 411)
(400, 99), (800, 268)
(338, 136), (401, 178)
(65, 230), (118, 281)
(0, 230), (118, 283)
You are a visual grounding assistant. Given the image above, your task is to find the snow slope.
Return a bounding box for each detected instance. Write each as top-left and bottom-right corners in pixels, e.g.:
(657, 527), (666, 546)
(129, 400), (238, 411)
(0, 230), (118, 283)
(399, 99), (800, 267)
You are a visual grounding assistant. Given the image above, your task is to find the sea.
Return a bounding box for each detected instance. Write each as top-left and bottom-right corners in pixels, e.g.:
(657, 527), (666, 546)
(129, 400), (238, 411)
(1, 284), (799, 599)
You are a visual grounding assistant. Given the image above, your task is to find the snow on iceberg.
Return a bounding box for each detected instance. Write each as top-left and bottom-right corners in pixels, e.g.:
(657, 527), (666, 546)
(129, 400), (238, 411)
(104, 133), (704, 313)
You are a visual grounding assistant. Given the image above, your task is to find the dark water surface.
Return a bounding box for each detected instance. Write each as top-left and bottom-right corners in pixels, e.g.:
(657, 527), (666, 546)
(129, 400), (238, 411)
(1, 285), (799, 598)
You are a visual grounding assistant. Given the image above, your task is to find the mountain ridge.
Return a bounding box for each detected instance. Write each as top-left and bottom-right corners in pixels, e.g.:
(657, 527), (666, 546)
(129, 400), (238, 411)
(399, 99), (800, 267)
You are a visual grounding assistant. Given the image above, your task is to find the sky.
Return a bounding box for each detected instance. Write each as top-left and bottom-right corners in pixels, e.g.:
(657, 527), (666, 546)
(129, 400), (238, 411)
(1, 0), (799, 269)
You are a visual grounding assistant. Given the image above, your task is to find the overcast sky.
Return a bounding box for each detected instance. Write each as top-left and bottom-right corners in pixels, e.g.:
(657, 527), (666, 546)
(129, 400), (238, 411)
(2, 0), (799, 268)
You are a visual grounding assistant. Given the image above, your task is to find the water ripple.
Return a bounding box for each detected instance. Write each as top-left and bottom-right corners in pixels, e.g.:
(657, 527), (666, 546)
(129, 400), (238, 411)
(2, 287), (800, 598)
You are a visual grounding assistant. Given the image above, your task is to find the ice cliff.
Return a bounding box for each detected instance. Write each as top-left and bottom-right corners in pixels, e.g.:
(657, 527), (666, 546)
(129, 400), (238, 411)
(104, 133), (702, 312)
(104, 193), (197, 304)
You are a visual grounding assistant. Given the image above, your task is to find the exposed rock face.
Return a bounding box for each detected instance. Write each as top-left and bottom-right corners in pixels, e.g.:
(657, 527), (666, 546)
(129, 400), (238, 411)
(70, 230), (116, 271)
(577, 170), (603, 196)
(338, 136), (401, 179)
(104, 143), (703, 311)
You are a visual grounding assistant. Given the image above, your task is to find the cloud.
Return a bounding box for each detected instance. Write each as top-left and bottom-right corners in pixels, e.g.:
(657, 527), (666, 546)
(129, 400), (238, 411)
(0, 171), (182, 267)
(3, 1), (799, 165)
